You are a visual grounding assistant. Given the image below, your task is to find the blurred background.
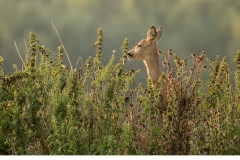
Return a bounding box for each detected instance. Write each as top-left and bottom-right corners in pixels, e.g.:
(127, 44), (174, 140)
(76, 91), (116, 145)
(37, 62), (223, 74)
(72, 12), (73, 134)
(1, 0), (240, 86)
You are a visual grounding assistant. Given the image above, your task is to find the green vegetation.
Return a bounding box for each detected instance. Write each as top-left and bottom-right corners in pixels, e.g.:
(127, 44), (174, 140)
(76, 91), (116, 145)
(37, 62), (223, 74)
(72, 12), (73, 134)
(0, 29), (240, 155)
(1, 0), (240, 87)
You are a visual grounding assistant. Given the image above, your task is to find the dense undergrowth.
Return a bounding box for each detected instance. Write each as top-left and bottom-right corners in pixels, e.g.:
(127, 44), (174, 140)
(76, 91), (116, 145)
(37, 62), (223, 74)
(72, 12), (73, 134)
(0, 29), (240, 155)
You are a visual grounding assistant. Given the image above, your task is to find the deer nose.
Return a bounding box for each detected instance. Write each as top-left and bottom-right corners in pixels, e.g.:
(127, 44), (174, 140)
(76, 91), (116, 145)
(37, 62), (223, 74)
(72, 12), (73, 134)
(127, 51), (132, 57)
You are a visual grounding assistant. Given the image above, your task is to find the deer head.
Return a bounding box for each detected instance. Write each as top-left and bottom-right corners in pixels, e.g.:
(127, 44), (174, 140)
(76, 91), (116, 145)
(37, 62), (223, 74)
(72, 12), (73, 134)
(127, 26), (163, 85)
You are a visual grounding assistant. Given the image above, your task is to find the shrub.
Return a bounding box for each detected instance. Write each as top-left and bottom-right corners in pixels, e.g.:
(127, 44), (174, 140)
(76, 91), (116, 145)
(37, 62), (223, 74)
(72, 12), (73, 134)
(0, 29), (240, 155)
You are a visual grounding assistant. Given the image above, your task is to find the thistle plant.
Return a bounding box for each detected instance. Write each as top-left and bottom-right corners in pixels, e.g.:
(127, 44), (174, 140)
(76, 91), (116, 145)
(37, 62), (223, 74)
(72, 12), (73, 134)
(0, 29), (240, 155)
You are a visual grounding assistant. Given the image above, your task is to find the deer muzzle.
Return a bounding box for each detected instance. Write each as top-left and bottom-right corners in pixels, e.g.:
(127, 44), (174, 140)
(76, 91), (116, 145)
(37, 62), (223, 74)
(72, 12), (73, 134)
(127, 51), (133, 57)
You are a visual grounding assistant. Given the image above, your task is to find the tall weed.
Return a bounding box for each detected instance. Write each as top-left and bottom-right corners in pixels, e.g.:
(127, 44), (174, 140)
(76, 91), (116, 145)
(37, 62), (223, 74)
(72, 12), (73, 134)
(0, 29), (240, 155)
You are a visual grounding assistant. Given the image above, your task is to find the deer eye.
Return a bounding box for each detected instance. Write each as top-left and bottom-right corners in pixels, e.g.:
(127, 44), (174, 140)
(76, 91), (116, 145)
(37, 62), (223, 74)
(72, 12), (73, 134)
(137, 44), (142, 48)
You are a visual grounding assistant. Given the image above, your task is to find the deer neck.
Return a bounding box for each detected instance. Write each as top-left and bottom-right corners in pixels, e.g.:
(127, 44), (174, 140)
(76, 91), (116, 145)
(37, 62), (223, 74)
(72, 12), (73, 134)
(143, 48), (161, 85)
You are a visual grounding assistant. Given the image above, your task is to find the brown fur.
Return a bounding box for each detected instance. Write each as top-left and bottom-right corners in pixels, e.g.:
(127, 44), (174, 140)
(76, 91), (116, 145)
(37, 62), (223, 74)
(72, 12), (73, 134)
(127, 26), (167, 111)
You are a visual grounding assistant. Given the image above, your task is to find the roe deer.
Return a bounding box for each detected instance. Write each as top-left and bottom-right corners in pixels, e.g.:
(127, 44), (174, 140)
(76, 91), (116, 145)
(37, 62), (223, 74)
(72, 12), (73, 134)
(127, 26), (167, 111)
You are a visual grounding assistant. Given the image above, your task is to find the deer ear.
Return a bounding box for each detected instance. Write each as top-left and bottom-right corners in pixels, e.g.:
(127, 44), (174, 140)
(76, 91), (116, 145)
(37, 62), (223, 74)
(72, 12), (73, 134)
(154, 26), (163, 42)
(147, 26), (157, 41)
